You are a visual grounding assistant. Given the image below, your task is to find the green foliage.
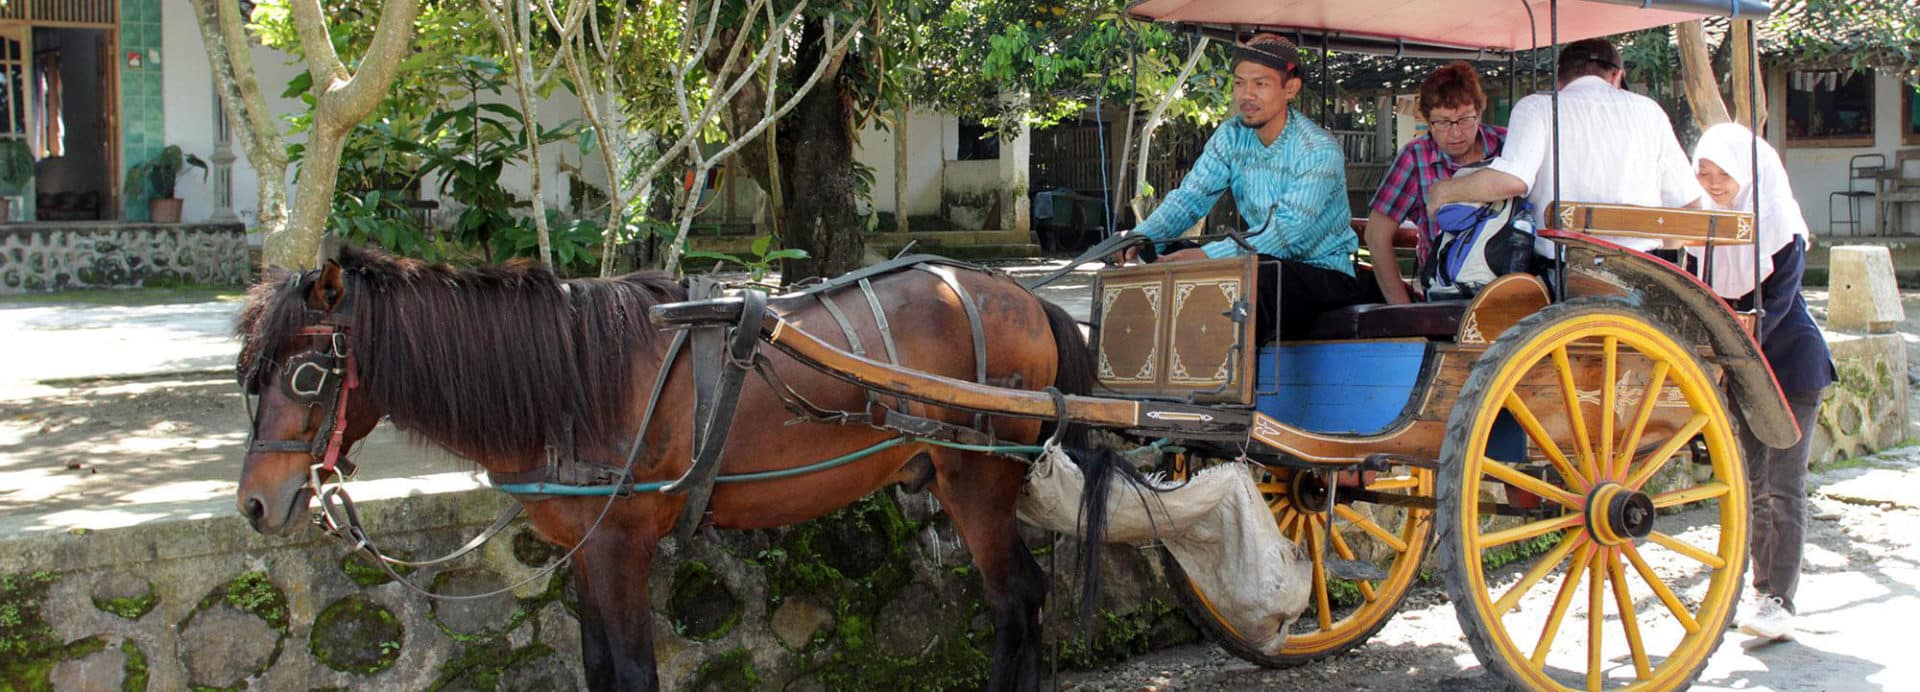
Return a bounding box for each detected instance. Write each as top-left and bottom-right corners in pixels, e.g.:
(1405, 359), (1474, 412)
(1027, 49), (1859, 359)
(1482, 531), (1563, 572)
(0, 138), (34, 191)
(895, 1), (1231, 133)
(682, 234), (810, 282)
(124, 145), (209, 200)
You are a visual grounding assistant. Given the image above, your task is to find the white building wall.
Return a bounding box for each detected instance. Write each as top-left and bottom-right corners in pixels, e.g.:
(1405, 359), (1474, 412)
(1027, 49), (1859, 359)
(853, 109), (947, 218)
(1773, 69), (1913, 236)
(162, 0), (587, 229)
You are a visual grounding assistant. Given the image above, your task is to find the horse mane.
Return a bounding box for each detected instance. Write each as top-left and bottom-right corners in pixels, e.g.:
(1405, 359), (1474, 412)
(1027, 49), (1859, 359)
(237, 247), (686, 462)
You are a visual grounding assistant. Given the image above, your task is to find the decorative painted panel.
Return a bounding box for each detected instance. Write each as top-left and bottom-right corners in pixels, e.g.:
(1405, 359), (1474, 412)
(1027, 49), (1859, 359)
(1093, 255), (1256, 403)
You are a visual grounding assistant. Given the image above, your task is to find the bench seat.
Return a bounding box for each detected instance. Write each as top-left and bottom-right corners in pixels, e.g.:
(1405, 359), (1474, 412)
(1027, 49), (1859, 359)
(1306, 300), (1469, 340)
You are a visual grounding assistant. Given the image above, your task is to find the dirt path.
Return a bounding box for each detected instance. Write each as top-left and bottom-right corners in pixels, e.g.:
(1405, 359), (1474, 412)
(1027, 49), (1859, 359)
(1060, 462), (1920, 690)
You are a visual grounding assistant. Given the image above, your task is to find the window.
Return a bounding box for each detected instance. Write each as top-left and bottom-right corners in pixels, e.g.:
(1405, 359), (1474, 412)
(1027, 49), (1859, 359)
(955, 120), (1000, 161)
(1785, 69), (1874, 146)
(1905, 81), (1919, 146)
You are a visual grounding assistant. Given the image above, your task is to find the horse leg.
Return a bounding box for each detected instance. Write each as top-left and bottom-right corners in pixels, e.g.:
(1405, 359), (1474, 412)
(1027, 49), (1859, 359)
(567, 520), (662, 691)
(930, 452), (1046, 692)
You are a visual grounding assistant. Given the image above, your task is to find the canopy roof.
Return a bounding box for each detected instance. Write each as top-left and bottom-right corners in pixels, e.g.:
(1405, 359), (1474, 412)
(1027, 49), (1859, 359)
(1126, 0), (1774, 58)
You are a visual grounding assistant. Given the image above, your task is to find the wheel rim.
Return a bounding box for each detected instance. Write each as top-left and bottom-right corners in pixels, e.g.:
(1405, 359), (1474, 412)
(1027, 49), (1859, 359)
(1454, 313), (1746, 691)
(1184, 463), (1433, 657)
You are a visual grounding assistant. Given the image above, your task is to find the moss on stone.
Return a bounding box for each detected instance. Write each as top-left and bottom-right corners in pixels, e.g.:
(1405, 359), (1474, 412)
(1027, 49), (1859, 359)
(121, 640), (148, 692)
(339, 552), (411, 588)
(220, 571), (288, 631)
(668, 561), (742, 641)
(1054, 599), (1189, 669)
(310, 597), (404, 675)
(428, 637), (553, 691)
(93, 593), (158, 621)
(688, 649), (760, 691)
(1, 570), (62, 691)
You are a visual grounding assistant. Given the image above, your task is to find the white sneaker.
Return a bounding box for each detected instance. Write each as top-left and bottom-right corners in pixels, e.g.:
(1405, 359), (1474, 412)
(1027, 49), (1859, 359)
(1738, 593), (1795, 641)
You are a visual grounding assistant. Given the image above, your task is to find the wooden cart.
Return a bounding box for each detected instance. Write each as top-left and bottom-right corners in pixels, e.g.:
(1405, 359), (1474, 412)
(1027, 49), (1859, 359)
(656, 2), (1791, 689)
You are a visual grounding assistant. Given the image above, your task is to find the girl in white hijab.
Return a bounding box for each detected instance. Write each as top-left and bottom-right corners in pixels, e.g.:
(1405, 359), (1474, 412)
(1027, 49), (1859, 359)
(1688, 122), (1810, 299)
(1689, 122), (1832, 643)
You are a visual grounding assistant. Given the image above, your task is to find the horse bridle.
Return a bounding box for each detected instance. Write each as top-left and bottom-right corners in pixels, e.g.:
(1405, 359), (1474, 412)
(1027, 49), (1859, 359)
(243, 311), (361, 487)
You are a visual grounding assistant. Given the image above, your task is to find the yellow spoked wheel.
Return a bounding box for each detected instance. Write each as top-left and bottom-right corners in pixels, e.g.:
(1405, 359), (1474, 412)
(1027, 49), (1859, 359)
(1163, 459), (1433, 667)
(1435, 300), (1748, 691)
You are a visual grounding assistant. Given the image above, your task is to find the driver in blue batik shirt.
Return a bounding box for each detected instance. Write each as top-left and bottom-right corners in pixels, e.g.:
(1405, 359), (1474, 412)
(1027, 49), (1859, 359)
(1124, 34), (1364, 340)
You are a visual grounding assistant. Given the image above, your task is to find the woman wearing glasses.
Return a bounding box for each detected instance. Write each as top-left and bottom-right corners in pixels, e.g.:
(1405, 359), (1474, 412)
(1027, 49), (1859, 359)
(1363, 62), (1508, 303)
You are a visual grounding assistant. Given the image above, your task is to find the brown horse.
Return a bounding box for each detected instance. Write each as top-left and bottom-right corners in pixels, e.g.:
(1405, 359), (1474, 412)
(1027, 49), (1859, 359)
(233, 247), (1097, 691)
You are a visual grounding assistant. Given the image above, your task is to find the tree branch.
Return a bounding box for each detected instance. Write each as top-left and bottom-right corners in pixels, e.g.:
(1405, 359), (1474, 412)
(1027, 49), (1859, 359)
(288, 0), (348, 87)
(324, 0), (426, 123)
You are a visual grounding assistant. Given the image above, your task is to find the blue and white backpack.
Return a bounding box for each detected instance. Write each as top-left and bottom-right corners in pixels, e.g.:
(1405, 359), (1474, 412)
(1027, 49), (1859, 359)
(1421, 194), (1537, 300)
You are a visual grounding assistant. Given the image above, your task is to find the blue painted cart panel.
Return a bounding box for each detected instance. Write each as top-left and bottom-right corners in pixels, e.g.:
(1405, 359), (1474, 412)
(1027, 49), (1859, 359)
(1255, 341), (1428, 435)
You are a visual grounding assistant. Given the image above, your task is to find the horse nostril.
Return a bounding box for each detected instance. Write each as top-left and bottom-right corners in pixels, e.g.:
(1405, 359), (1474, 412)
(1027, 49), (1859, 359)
(244, 497), (266, 522)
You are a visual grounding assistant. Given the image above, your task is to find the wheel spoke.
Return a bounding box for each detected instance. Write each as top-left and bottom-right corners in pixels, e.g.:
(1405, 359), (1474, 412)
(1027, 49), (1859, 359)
(1335, 504), (1409, 553)
(1494, 531), (1589, 616)
(1308, 515), (1333, 630)
(1505, 392), (1592, 492)
(1480, 513), (1583, 549)
(1608, 551), (1653, 680)
(1615, 361), (1671, 474)
(1531, 542), (1597, 666)
(1325, 523), (1381, 603)
(1621, 542), (1700, 633)
(1651, 481), (1729, 510)
(1257, 481), (1289, 495)
(1646, 530), (1728, 569)
(1587, 546), (1607, 692)
(1552, 346), (1599, 482)
(1624, 414), (1710, 491)
(1481, 457), (1586, 508)
(1600, 336), (1618, 482)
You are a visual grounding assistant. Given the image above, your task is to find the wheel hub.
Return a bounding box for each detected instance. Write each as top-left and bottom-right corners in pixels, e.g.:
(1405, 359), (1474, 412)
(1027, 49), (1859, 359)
(1585, 482), (1655, 546)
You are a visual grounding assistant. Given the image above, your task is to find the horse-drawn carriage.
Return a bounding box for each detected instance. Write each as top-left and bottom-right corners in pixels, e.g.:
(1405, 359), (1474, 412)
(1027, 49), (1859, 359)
(235, 1), (1790, 690)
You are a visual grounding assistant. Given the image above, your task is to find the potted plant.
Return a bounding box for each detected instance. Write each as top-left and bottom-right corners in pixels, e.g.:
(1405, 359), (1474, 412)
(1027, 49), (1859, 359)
(125, 145), (208, 223)
(0, 138), (34, 222)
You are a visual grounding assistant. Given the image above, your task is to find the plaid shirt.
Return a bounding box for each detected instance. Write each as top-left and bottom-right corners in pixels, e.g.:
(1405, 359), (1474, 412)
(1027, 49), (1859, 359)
(1368, 124), (1507, 265)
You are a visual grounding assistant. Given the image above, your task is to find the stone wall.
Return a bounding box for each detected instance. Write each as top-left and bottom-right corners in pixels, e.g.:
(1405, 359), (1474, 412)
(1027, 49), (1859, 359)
(0, 223), (250, 294)
(1, 487), (1190, 691)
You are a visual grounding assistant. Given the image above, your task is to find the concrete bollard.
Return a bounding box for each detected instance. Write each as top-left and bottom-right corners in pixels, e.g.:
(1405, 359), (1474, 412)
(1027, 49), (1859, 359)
(1827, 246), (1905, 333)
(1815, 246), (1911, 466)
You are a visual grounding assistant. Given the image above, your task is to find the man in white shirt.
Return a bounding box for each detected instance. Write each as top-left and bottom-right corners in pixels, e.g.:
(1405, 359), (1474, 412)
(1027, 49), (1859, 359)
(1426, 38), (1703, 253)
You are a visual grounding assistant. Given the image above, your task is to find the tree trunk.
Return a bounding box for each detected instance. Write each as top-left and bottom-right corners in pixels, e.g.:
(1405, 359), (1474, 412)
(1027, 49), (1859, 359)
(1676, 20), (1730, 131)
(484, 0), (554, 269)
(777, 20), (864, 282)
(893, 108), (909, 233)
(188, 0), (290, 269)
(265, 0), (424, 268)
(1730, 20), (1767, 132)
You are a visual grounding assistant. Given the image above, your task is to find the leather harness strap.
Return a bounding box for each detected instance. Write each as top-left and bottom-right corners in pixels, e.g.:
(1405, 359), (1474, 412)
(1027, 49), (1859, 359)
(857, 277), (912, 414)
(911, 264), (991, 431)
(666, 286), (767, 544)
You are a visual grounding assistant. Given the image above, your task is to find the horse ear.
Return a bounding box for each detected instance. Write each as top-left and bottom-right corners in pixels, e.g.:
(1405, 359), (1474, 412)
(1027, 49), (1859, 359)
(308, 260), (345, 311)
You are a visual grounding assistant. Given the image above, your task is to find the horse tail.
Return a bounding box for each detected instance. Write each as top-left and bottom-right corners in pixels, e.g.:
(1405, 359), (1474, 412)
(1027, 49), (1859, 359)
(1038, 298), (1094, 448)
(1069, 445), (1153, 624)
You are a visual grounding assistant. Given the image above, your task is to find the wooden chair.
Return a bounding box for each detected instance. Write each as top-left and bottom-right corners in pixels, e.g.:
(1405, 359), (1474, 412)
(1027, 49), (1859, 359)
(1879, 148), (1920, 236)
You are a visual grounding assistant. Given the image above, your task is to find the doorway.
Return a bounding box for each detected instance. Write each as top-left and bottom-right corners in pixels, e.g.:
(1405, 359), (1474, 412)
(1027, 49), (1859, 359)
(25, 26), (115, 221)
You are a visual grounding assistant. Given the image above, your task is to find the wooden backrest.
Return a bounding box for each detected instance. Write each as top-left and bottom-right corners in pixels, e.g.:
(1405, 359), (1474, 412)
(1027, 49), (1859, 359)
(1456, 273), (1551, 346)
(1547, 202), (1755, 246)
(1093, 255), (1258, 404)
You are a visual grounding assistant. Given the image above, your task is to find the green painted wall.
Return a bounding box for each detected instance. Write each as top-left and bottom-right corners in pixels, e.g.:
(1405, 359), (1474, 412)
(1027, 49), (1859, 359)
(120, 0), (165, 221)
